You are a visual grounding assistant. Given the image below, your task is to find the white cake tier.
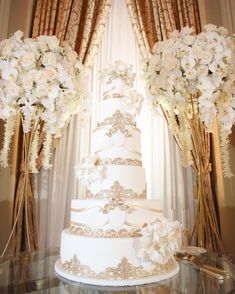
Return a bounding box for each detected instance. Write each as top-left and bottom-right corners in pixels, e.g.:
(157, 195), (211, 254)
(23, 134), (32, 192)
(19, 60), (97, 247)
(58, 229), (179, 286)
(97, 98), (134, 123)
(92, 128), (141, 161)
(70, 199), (163, 234)
(86, 166), (146, 198)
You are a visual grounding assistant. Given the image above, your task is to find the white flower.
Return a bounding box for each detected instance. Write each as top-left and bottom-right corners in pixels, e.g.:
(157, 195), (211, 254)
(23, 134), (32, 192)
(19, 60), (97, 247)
(136, 219), (181, 267)
(5, 80), (21, 98)
(185, 68), (197, 80)
(204, 24), (218, 32)
(20, 75), (34, 90)
(76, 155), (106, 185)
(20, 52), (35, 69)
(181, 55), (196, 69)
(197, 65), (208, 76)
(192, 45), (204, 59)
(0, 39), (13, 57)
(182, 34), (195, 46)
(0, 60), (18, 81)
(42, 52), (57, 67)
(200, 50), (213, 65)
(47, 35), (60, 51)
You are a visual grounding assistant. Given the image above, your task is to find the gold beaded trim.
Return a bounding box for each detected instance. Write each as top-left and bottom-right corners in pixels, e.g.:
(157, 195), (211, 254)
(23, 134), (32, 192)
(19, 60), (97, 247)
(69, 226), (141, 238)
(61, 256), (177, 280)
(86, 181), (146, 199)
(96, 110), (136, 137)
(97, 158), (142, 166)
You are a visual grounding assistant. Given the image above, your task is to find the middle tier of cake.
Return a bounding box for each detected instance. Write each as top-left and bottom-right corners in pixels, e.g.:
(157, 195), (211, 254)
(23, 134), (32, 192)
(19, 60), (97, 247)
(86, 166), (146, 199)
(70, 199), (163, 235)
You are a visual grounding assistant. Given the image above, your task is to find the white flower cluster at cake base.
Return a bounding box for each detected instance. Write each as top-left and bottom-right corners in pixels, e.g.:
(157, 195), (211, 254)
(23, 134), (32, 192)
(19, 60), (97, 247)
(0, 30), (87, 171)
(75, 155), (106, 185)
(144, 24), (235, 177)
(135, 219), (181, 271)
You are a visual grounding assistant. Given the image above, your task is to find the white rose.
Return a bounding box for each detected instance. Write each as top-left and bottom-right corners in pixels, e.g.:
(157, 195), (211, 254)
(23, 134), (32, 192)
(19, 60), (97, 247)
(151, 54), (161, 65)
(47, 36), (60, 51)
(45, 67), (57, 81)
(183, 34), (195, 46)
(162, 56), (178, 70)
(20, 53), (35, 69)
(13, 30), (24, 41)
(35, 84), (48, 97)
(204, 24), (217, 32)
(1, 62), (18, 81)
(5, 80), (21, 97)
(0, 40), (12, 57)
(35, 70), (49, 85)
(21, 75), (33, 90)
(42, 52), (57, 67)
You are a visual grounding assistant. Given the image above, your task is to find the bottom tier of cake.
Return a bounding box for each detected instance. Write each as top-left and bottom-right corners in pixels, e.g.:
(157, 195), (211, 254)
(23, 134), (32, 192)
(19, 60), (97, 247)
(55, 228), (179, 286)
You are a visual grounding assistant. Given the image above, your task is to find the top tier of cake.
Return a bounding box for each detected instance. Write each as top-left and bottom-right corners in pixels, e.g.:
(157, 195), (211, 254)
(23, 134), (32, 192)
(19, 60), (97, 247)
(86, 61), (146, 200)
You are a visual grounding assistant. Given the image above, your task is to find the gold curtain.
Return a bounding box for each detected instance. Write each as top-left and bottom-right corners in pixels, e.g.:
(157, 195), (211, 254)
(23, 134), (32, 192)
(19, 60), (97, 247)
(125, 0), (200, 57)
(126, 0), (223, 252)
(7, 0), (111, 256)
(32, 0), (111, 66)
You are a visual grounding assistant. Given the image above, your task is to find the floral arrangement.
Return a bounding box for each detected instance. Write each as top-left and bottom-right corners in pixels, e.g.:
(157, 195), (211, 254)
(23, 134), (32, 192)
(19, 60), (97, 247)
(144, 24), (235, 176)
(135, 219), (181, 270)
(75, 155), (106, 185)
(0, 30), (86, 172)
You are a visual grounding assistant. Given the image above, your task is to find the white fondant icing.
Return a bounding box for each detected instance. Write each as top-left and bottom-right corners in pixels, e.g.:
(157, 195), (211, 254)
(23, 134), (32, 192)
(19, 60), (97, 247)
(92, 129), (141, 160)
(86, 166), (146, 196)
(70, 199), (163, 231)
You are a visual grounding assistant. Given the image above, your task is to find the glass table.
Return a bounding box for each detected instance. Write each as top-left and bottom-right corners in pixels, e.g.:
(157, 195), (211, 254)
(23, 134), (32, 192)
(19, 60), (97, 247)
(1, 248), (235, 293)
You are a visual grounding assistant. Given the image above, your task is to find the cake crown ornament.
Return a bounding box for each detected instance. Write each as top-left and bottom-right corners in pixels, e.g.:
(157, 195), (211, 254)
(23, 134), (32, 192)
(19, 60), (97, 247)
(56, 61), (181, 286)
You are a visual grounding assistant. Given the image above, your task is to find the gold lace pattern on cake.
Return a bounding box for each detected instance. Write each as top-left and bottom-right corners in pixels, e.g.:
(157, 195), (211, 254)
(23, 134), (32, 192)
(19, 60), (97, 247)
(61, 256), (177, 279)
(69, 226), (141, 238)
(103, 92), (126, 100)
(96, 110), (136, 137)
(86, 181), (146, 199)
(102, 197), (133, 214)
(97, 158), (142, 166)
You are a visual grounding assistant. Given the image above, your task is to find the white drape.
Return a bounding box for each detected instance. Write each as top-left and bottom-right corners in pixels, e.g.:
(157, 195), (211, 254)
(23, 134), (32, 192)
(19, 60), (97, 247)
(35, 0), (195, 249)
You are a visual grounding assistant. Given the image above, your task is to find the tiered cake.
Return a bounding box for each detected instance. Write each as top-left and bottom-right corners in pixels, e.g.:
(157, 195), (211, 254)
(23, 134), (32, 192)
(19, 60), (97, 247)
(55, 61), (180, 286)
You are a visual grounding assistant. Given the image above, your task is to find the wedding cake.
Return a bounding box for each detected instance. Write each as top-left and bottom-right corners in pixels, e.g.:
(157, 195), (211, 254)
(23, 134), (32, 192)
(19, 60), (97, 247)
(55, 61), (181, 286)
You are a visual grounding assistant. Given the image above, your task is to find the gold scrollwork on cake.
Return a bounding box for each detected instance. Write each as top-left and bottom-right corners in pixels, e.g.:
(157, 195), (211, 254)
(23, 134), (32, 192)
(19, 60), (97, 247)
(86, 181), (146, 199)
(102, 197), (133, 214)
(96, 110), (136, 137)
(69, 226), (141, 238)
(103, 92), (125, 100)
(97, 158), (142, 166)
(61, 256), (177, 280)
